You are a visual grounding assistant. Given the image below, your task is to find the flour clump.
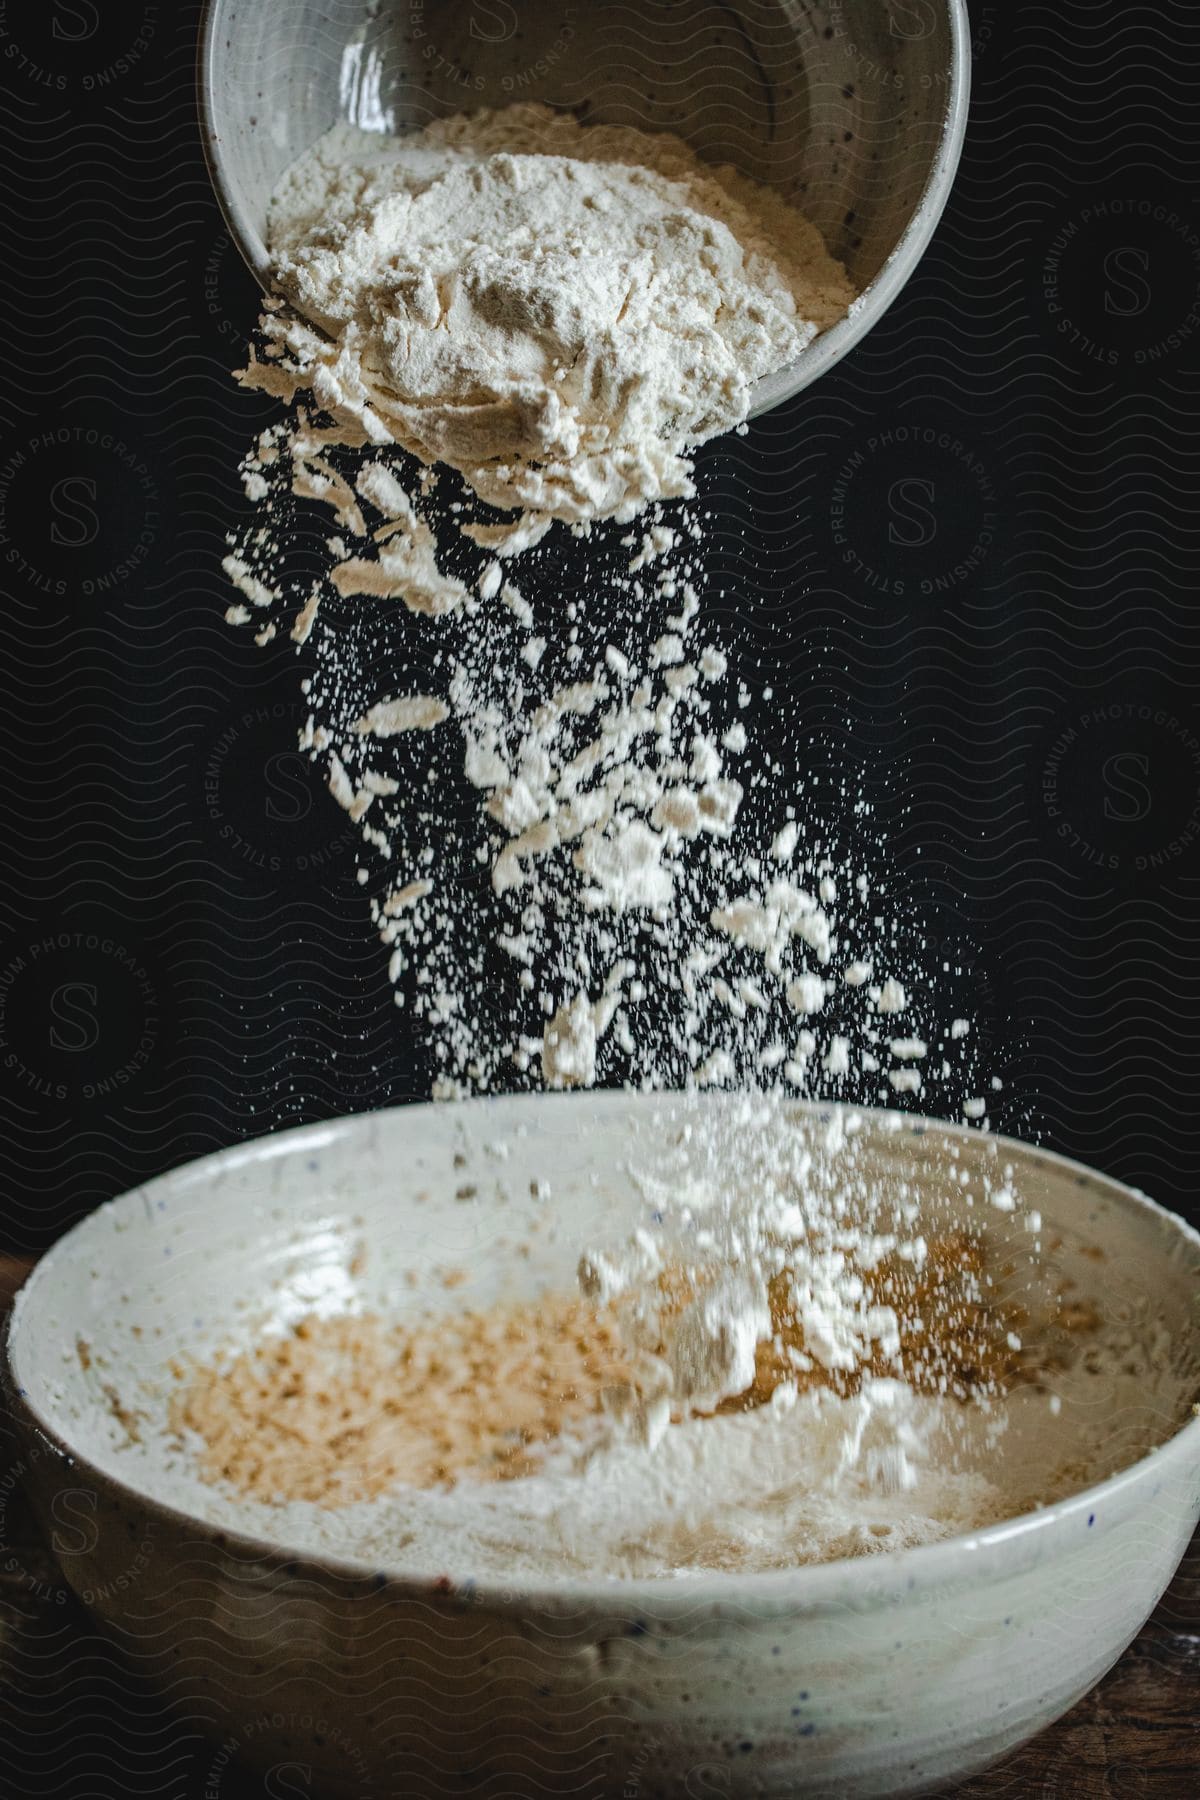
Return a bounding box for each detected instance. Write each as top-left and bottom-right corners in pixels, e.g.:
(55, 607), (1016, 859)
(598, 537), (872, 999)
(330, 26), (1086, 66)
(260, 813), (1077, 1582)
(256, 104), (855, 525)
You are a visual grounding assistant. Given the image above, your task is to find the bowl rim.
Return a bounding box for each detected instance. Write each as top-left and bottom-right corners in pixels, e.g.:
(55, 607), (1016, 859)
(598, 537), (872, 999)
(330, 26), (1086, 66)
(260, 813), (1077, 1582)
(748, 0), (972, 418)
(194, 0), (973, 420)
(6, 1095), (1199, 1619)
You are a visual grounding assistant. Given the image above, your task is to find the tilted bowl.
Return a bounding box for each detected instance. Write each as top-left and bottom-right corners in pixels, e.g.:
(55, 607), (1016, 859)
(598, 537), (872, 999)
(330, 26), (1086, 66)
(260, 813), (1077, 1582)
(197, 0), (970, 419)
(4, 1093), (1198, 1797)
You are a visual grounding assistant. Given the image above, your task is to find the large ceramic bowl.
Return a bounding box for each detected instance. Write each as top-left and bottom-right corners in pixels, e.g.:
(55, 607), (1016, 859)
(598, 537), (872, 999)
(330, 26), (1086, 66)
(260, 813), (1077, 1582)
(197, 0), (970, 419)
(4, 1094), (1198, 1797)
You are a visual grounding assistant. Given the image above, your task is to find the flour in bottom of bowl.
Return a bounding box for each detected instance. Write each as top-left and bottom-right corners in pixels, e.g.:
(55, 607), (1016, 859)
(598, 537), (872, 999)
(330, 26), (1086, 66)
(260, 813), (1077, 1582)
(161, 1328), (1176, 1582)
(315, 1378), (1013, 1579)
(158, 1234), (1181, 1581)
(143, 1109), (1192, 1582)
(168, 1343), (1009, 1580)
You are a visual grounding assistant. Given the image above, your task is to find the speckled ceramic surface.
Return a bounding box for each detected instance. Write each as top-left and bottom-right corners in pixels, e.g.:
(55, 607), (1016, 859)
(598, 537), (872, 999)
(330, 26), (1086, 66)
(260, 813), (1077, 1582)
(5, 1095), (1199, 1797)
(197, 0), (970, 420)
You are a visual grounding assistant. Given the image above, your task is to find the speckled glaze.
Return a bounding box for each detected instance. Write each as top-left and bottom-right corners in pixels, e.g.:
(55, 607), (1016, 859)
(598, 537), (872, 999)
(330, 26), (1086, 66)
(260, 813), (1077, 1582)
(196, 0), (970, 421)
(5, 1095), (1199, 1798)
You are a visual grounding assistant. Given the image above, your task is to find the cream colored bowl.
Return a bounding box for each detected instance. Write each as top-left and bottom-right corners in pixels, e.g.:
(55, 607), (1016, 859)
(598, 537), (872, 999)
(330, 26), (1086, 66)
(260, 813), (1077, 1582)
(197, 0), (971, 420)
(5, 1095), (1199, 1797)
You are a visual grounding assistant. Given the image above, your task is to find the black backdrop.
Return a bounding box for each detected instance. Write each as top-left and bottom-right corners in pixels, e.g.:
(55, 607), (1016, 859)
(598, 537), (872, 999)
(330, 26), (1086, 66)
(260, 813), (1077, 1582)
(0, 3), (1198, 1796)
(1, 0), (1198, 1256)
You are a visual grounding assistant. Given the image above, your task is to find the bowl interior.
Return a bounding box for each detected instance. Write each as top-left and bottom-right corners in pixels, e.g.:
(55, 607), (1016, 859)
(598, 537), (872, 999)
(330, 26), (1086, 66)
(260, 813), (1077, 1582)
(201, 0), (967, 409)
(9, 1093), (1200, 1577)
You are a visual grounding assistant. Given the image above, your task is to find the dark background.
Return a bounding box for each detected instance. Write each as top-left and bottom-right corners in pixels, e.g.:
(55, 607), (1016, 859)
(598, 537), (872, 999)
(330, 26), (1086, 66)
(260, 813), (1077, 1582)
(0, 8), (1198, 1232)
(0, 5), (1198, 1795)
(5, 0), (1197, 1254)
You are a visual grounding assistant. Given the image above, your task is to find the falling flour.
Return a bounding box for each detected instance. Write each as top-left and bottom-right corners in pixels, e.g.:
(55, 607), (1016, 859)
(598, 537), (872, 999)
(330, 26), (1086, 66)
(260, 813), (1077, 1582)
(209, 102), (1048, 1570)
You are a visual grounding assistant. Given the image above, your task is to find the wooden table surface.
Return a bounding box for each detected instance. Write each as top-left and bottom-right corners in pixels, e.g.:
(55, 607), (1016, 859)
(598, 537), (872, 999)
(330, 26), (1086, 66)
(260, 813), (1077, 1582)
(2, 1255), (1196, 1797)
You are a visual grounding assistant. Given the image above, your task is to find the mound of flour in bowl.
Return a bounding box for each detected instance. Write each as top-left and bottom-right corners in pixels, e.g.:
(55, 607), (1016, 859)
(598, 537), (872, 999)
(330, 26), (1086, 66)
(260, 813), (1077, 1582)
(162, 1151), (1172, 1582)
(253, 103), (855, 524)
(161, 1100), (1088, 1580)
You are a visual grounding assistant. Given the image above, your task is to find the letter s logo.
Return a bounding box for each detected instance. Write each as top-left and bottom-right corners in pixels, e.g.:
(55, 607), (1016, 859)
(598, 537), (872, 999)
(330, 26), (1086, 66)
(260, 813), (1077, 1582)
(50, 476), (100, 548)
(51, 1487), (99, 1557)
(264, 752), (313, 824)
(53, 1), (101, 42)
(1103, 246), (1152, 318)
(890, 2), (938, 41)
(49, 982), (100, 1053)
(470, 1), (519, 43)
(1102, 752), (1152, 822)
(264, 1764), (313, 1799)
(686, 1765), (732, 1798)
(887, 477), (937, 549)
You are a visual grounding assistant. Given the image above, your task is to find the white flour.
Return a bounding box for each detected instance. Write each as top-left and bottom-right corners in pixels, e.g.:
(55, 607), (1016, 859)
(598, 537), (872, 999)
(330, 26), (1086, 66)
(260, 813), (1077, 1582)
(223, 103), (970, 1120)
(260, 105), (855, 525)
(161, 1335), (1178, 1582)
(214, 104), (1040, 1563)
(171, 1378), (1014, 1580)
(150, 1190), (1184, 1581)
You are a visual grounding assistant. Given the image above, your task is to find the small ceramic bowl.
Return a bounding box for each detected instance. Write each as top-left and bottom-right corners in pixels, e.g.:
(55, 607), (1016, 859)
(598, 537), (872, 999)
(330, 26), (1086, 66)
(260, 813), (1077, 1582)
(197, 0), (971, 419)
(4, 1094), (1198, 1797)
